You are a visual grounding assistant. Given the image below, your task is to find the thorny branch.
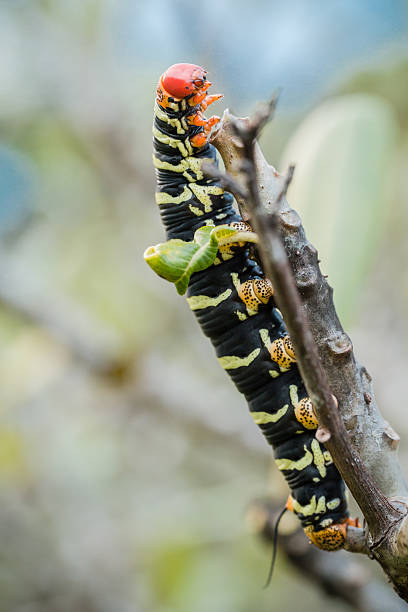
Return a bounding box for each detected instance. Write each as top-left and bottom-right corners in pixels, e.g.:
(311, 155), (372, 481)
(212, 110), (406, 498)
(209, 104), (408, 601)
(229, 105), (401, 541)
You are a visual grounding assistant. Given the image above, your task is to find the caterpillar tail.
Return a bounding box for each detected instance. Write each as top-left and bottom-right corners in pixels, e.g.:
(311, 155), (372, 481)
(286, 495), (361, 551)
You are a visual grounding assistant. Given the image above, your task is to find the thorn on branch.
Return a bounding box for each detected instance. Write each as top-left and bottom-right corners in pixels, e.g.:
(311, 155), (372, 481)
(276, 164), (295, 209)
(202, 162), (248, 200)
(230, 92), (280, 144)
(268, 164), (296, 221)
(316, 426), (331, 443)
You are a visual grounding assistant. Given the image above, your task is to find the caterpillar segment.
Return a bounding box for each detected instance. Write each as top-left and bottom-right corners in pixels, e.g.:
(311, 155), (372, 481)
(304, 523), (346, 551)
(286, 494), (360, 550)
(149, 63), (353, 551)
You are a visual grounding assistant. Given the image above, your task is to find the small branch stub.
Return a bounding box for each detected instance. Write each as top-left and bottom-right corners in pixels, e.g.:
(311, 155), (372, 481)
(327, 332), (353, 358)
(316, 426), (331, 444)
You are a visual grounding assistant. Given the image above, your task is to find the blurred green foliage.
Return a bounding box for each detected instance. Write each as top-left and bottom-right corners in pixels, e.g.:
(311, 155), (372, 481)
(281, 94), (397, 322)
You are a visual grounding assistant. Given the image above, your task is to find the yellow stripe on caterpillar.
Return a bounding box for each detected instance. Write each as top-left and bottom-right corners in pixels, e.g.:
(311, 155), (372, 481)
(277, 437), (334, 478)
(286, 494), (327, 517)
(327, 498), (341, 510)
(189, 183), (223, 213)
(275, 445), (313, 472)
(152, 154), (211, 182)
(154, 104), (186, 134)
(218, 348), (260, 370)
(155, 185), (192, 205)
(251, 404), (288, 424)
(311, 438), (327, 478)
(186, 289), (232, 311)
(189, 204), (204, 216)
(289, 385), (298, 407)
(235, 310), (247, 321)
(260, 328), (272, 350)
(152, 125), (192, 157)
(323, 450), (333, 465)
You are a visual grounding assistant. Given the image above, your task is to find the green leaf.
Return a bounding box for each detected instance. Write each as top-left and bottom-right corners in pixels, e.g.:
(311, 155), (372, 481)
(144, 227), (219, 295)
(144, 224), (257, 295)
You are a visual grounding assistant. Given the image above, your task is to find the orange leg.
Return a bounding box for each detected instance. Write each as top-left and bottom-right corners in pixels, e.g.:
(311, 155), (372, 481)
(201, 94), (223, 110)
(203, 116), (220, 134)
(188, 113), (220, 132)
(190, 132), (208, 148)
(190, 116), (220, 148)
(285, 495), (295, 512)
(189, 82), (212, 106)
(187, 111), (206, 127)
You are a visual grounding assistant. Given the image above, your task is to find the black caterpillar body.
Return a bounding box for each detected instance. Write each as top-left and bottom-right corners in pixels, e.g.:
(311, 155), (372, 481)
(148, 63), (351, 550)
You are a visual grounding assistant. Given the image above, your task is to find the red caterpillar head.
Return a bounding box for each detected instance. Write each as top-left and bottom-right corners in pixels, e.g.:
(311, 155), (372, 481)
(161, 63), (208, 100)
(156, 63), (222, 147)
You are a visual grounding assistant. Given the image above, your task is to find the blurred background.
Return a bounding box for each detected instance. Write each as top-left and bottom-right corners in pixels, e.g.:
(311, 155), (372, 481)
(0, 0), (408, 610)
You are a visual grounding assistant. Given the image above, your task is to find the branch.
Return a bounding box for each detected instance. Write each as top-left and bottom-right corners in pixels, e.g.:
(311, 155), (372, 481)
(216, 104), (401, 540)
(211, 105), (408, 600)
(212, 110), (406, 498)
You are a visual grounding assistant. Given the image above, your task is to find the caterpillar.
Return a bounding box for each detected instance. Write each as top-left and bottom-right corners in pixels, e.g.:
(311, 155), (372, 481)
(145, 63), (358, 551)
